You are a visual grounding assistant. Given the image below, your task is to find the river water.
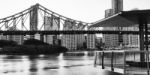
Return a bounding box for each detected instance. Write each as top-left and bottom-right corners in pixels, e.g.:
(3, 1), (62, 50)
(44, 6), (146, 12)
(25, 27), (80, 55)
(0, 53), (94, 75)
(0, 52), (123, 75)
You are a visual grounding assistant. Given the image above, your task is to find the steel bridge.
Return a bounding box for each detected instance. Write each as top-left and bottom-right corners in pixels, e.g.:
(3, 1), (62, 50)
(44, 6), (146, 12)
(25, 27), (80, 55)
(0, 3), (89, 32)
(0, 3), (143, 50)
(0, 3), (139, 34)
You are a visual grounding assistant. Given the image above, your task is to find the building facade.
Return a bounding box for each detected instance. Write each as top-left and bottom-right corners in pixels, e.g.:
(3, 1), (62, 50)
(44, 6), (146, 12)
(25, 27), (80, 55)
(122, 27), (139, 47)
(112, 0), (123, 14)
(87, 27), (96, 50)
(62, 20), (77, 50)
(103, 0), (139, 48)
(62, 21), (86, 51)
(44, 16), (60, 45)
(103, 9), (119, 48)
(76, 23), (86, 49)
(6, 26), (24, 45)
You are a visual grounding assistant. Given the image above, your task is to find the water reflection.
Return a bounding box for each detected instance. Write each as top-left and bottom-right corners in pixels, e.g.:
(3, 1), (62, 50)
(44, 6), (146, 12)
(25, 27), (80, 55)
(0, 53), (121, 75)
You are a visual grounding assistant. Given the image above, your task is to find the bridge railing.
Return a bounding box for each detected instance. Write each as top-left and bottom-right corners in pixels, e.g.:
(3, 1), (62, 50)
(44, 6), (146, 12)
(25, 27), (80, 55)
(94, 50), (150, 75)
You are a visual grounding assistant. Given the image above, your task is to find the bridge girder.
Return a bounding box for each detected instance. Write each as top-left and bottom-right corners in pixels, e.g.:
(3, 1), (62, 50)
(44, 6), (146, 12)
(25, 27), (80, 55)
(0, 30), (141, 35)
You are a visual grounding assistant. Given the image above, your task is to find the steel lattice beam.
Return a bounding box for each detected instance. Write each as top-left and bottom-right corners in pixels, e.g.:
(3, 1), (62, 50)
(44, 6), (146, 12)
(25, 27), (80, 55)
(0, 30), (143, 35)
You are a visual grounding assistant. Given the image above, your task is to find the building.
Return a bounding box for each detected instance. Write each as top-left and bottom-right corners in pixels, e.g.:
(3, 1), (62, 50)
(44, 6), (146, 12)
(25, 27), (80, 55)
(87, 27), (96, 50)
(105, 9), (114, 18)
(76, 23), (86, 49)
(103, 9), (119, 48)
(112, 0), (123, 14)
(62, 20), (86, 51)
(62, 20), (77, 50)
(103, 0), (139, 48)
(44, 16), (60, 45)
(34, 33), (41, 40)
(103, 9), (120, 48)
(6, 26), (24, 45)
(103, 0), (125, 48)
(122, 27), (139, 48)
(0, 35), (7, 40)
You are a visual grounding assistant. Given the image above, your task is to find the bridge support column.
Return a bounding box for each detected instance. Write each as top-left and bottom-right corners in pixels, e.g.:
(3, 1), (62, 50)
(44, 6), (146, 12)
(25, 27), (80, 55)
(30, 4), (39, 39)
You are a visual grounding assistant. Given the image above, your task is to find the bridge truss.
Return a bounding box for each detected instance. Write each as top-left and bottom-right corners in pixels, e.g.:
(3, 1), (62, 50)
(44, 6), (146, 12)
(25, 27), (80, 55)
(0, 3), (89, 31)
(0, 3), (139, 35)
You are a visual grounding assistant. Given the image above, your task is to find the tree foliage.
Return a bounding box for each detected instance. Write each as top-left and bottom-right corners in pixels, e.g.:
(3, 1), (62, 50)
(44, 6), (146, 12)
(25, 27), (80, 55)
(23, 39), (49, 45)
(0, 40), (18, 47)
(0, 39), (68, 55)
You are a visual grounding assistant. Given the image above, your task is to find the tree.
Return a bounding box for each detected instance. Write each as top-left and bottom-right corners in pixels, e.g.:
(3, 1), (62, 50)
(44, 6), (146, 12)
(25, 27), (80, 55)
(0, 40), (18, 47)
(23, 39), (49, 45)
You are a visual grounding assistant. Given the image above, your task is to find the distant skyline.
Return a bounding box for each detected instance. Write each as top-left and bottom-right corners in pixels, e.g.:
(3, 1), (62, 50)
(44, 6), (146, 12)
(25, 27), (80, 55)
(0, 0), (150, 23)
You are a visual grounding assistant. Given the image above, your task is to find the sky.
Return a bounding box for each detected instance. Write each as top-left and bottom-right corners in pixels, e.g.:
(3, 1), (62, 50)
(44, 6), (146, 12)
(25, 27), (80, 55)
(0, 0), (150, 23)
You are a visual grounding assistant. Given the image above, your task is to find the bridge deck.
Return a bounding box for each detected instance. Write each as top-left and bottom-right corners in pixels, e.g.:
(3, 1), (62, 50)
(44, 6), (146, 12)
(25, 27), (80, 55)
(0, 30), (141, 35)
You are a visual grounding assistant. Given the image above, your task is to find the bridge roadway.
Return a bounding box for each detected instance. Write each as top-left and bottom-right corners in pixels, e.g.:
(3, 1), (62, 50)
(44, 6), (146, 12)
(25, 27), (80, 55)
(0, 30), (142, 35)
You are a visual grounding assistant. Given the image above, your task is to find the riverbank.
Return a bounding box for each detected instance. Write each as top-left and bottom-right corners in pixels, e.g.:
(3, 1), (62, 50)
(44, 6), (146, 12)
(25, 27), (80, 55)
(0, 45), (68, 55)
(0, 39), (68, 55)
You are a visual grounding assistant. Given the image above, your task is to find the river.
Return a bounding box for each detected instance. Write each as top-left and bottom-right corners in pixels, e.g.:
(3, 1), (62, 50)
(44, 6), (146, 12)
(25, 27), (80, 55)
(0, 52), (123, 75)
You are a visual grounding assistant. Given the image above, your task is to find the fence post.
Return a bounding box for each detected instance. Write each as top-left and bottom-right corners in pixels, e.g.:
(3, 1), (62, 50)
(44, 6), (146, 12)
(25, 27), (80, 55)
(147, 51), (149, 75)
(102, 51), (105, 69)
(94, 52), (97, 67)
(123, 51), (126, 75)
(111, 51), (114, 71)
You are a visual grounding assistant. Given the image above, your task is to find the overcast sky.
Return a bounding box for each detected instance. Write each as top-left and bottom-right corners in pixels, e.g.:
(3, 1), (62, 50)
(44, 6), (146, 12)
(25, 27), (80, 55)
(0, 0), (150, 23)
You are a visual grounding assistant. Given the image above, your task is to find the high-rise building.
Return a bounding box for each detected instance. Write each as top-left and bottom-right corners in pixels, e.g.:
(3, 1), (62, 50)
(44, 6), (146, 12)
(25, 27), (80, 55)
(105, 9), (114, 18)
(103, 0), (123, 48)
(86, 26), (96, 50)
(62, 20), (77, 50)
(76, 23), (86, 49)
(112, 0), (123, 13)
(103, 0), (140, 48)
(87, 34), (96, 50)
(103, 9), (120, 48)
(7, 26), (24, 45)
(62, 21), (86, 51)
(103, 0), (139, 48)
(44, 16), (60, 45)
(0, 35), (7, 40)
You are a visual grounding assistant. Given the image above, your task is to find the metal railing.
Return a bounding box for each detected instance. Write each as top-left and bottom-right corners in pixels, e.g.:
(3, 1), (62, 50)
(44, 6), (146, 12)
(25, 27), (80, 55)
(94, 50), (150, 75)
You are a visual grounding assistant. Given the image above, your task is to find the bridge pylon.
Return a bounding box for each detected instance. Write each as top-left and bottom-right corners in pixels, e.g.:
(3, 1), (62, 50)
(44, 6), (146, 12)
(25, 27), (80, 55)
(29, 4), (39, 39)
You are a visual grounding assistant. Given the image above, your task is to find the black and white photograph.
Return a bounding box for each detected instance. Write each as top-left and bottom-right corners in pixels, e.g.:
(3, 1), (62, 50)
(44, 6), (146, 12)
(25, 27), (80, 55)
(0, 0), (150, 75)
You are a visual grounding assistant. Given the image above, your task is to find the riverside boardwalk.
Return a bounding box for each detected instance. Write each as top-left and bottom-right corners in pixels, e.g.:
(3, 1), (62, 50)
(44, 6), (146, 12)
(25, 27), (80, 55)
(94, 50), (150, 75)
(62, 50), (150, 75)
